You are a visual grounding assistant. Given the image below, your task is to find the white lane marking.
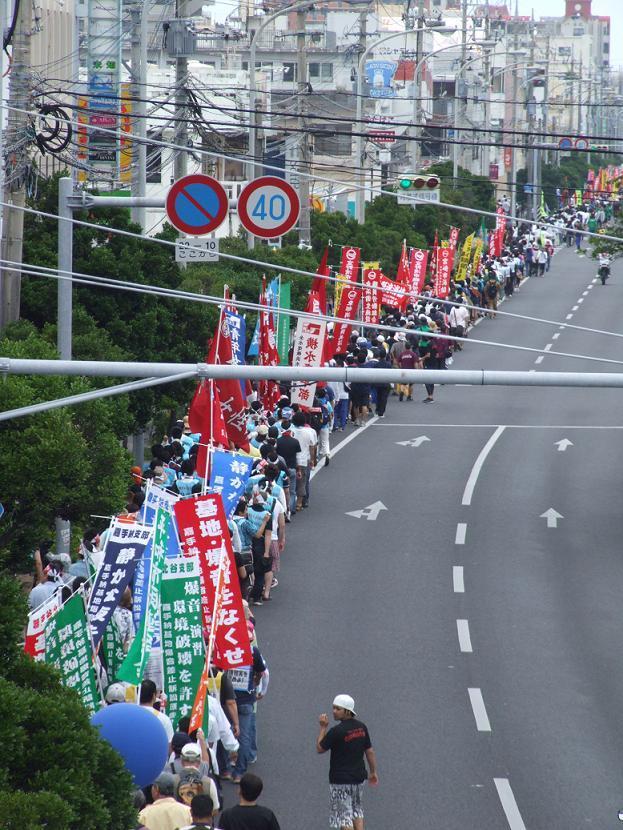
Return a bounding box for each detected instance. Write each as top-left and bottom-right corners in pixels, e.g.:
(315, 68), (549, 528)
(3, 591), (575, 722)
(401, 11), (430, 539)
(535, 355), (544, 364)
(577, 298), (584, 304)
(462, 426), (506, 506)
(528, 369), (536, 372)
(587, 284), (594, 289)
(453, 566), (465, 593)
(582, 291), (589, 296)
(494, 778), (527, 830)
(372, 423), (623, 429)
(572, 305), (579, 311)
(552, 332), (560, 340)
(455, 523), (467, 545)
(468, 688), (491, 732)
(457, 619), (473, 653)
(592, 278), (598, 283)
(544, 344), (552, 351)
(565, 313), (573, 320)
(310, 416), (379, 480)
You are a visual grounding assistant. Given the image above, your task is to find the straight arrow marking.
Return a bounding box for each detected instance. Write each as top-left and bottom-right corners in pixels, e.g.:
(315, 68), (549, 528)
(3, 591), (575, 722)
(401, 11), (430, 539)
(540, 508), (564, 528)
(395, 435), (430, 447)
(554, 439), (573, 452)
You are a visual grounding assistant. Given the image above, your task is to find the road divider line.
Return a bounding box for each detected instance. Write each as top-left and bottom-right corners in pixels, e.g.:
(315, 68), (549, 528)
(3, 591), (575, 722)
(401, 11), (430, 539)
(572, 305), (579, 311)
(587, 284), (594, 290)
(462, 426), (506, 506)
(535, 355), (544, 364)
(565, 314), (573, 320)
(455, 523), (467, 545)
(457, 619), (473, 652)
(310, 416), (379, 480)
(453, 566), (465, 593)
(582, 290), (589, 296)
(468, 688), (491, 732)
(558, 324), (565, 330)
(494, 778), (527, 830)
(577, 298), (584, 304)
(544, 344), (552, 351)
(552, 333), (560, 340)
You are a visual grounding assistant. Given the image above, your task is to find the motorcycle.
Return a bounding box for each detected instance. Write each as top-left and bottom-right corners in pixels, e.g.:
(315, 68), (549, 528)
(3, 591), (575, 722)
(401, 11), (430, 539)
(598, 258), (611, 285)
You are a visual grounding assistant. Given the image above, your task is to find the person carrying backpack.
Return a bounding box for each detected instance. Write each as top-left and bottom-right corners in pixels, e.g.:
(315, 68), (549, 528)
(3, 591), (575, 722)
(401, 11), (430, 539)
(485, 275), (499, 318)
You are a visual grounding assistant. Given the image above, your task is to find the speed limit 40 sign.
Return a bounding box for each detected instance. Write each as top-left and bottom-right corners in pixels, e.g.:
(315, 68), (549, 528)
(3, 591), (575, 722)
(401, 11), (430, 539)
(238, 176), (300, 238)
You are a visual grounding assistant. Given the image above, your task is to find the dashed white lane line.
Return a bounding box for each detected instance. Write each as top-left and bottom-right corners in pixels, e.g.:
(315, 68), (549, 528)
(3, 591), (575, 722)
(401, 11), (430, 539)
(453, 566), (465, 593)
(558, 325), (565, 330)
(468, 688), (492, 732)
(455, 523), (467, 545)
(565, 313), (573, 320)
(552, 332), (560, 340)
(494, 778), (527, 830)
(577, 298), (584, 304)
(582, 290), (589, 296)
(457, 619), (473, 653)
(588, 284), (594, 289)
(572, 305), (579, 311)
(462, 426), (506, 506)
(534, 355), (544, 364)
(544, 344), (552, 351)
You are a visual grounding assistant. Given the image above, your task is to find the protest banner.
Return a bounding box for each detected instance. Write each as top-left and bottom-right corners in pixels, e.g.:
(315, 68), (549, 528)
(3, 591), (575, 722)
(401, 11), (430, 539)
(362, 263), (381, 324)
(455, 233), (474, 282)
(290, 317), (327, 407)
(208, 450), (252, 518)
(117, 509), (170, 685)
(24, 593), (61, 661)
(45, 592), (100, 713)
(160, 556), (205, 730)
(434, 247), (455, 299)
(328, 285), (361, 358)
(409, 248), (429, 298)
(87, 521), (151, 648)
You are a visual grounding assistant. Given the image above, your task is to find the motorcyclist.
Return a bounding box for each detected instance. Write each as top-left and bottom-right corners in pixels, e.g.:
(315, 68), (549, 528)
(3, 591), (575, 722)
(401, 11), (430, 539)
(598, 252), (611, 285)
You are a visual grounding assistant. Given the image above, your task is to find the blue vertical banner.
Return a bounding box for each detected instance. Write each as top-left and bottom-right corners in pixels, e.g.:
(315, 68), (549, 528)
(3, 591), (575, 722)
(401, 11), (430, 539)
(247, 277), (280, 358)
(87, 522), (151, 647)
(208, 450), (253, 518)
(225, 310), (247, 397)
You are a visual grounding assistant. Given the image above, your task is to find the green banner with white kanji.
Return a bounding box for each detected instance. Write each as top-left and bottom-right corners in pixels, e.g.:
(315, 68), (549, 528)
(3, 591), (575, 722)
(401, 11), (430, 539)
(277, 282), (291, 365)
(160, 556), (205, 731)
(45, 592), (100, 713)
(116, 509), (169, 685)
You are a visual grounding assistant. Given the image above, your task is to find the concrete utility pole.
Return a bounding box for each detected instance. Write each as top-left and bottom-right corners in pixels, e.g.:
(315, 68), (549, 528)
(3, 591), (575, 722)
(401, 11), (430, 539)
(173, 0), (188, 180)
(0, 0), (32, 329)
(296, 7), (311, 248)
(130, 3), (148, 229)
(410, 0), (425, 172)
(480, 8), (491, 179)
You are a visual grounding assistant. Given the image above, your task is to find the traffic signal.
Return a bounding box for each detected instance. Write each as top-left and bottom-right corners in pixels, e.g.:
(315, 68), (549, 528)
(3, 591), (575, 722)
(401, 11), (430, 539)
(397, 174), (440, 191)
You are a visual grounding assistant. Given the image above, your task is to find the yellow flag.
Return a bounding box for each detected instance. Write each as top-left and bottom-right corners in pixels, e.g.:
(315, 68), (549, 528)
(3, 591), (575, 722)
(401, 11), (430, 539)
(471, 238), (483, 276)
(455, 233), (474, 282)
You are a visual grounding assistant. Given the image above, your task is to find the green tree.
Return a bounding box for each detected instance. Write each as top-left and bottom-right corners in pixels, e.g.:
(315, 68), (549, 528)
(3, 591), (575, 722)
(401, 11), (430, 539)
(0, 573), (136, 830)
(0, 324), (131, 572)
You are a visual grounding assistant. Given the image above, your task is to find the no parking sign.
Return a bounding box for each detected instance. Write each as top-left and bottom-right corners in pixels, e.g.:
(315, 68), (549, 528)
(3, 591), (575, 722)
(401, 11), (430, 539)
(165, 174), (228, 235)
(238, 176), (300, 238)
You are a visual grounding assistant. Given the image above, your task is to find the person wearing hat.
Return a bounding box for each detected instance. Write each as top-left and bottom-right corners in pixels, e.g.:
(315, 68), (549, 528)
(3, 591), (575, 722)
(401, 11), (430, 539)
(105, 682), (128, 704)
(138, 771), (192, 830)
(317, 694), (378, 830)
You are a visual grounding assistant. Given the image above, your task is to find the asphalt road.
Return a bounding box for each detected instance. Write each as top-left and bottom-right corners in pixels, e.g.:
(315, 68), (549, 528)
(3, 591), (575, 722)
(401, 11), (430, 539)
(241, 245), (623, 829)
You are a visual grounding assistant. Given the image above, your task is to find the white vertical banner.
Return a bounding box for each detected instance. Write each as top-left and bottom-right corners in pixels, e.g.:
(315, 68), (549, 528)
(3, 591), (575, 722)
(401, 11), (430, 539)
(290, 317), (327, 408)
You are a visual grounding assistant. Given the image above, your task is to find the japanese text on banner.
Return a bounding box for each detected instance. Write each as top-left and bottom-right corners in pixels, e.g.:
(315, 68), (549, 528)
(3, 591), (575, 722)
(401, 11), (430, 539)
(24, 593), (61, 661)
(290, 317), (327, 408)
(208, 451), (252, 518)
(362, 263), (381, 325)
(408, 248), (429, 299)
(87, 522), (151, 648)
(45, 593), (100, 713)
(329, 286), (362, 358)
(173, 494), (252, 669)
(434, 248), (455, 299)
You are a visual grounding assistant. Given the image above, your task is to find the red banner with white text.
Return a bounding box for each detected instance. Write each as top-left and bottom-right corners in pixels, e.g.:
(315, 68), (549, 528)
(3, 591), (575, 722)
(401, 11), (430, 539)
(434, 247), (455, 298)
(408, 248), (429, 299)
(339, 246), (361, 282)
(329, 286), (362, 357)
(362, 265), (381, 324)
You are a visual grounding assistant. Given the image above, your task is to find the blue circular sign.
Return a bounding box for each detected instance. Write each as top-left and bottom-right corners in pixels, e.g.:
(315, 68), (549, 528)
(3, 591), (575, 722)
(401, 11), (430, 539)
(166, 174), (228, 235)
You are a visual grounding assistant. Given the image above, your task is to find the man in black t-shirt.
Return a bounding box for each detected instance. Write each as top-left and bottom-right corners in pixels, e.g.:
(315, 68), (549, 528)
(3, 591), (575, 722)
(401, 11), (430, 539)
(317, 694), (378, 830)
(218, 773), (280, 830)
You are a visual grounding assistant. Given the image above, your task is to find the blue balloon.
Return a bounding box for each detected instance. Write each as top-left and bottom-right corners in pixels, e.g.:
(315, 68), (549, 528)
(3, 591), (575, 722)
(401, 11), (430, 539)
(91, 703), (169, 788)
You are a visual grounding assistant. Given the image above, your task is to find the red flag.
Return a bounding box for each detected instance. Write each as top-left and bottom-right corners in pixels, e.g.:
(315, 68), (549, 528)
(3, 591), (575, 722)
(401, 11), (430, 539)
(310, 247), (329, 314)
(449, 227), (460, 250)
(328, 285), (362, 358)
(434, 248), (455, 299)
(188, 380), (228, 478)
(258, 280), (281, 412)
(339, 246), (360, 282)
(397, 241), (410, 286)
(408, 248), (429, 300)
(304, 290), (322, 316)
(430, 231), (439, 282)
(362, 267), (381, 325)
(207, 314), (249, 451)
(378, 273), (407, 307)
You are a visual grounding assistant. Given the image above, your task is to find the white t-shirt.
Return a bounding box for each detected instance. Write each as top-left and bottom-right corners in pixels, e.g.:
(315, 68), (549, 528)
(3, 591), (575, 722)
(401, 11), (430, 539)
(292, 425), (317, 467)
(141, 704), (174, 742)
(270, 499), (285, 541)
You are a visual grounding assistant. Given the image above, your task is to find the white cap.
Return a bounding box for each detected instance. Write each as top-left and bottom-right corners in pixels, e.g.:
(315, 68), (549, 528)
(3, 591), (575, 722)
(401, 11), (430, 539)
(181, 742), (202, 760)
(105, 683), (126, 703)
(332, 694), (356, 715)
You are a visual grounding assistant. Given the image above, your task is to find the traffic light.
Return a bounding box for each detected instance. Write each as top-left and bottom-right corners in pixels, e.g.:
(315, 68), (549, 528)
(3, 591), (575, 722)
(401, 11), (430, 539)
(397, 174), (440, 191)
(590, 144), (609, 152)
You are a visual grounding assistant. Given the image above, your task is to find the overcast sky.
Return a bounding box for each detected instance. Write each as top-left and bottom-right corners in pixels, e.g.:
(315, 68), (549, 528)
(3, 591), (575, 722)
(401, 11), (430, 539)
(516, 0), (621, 66)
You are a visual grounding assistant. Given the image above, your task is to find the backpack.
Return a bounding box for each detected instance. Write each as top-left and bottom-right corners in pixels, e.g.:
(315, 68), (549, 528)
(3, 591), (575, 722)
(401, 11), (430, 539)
(486, 281), (497, 298)
(308, 407), (324, 433)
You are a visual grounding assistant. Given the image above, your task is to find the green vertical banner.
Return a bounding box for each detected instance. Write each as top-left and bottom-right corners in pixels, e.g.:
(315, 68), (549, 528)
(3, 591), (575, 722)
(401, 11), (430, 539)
(45, 592), (100, 713)
(102, 615), (126, 681)
(277, 282), (291, 365)
(160, 556), (205, 731)
(116, 509), (168, 685)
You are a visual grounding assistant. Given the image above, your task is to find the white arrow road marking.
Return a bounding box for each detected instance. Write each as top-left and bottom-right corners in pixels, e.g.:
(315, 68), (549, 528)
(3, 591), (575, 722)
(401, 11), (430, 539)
(345, 501), (387, 521)
(540, 508), (564, 528)
(395, 435), (430, 447)
(554, 439), (573, 451)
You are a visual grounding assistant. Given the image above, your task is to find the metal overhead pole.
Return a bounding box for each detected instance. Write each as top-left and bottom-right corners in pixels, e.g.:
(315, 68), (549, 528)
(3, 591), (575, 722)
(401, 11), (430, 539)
(296, 7), (311, 248)
(0, 0), (32, 329)
(480, 9), (492, 179)
(130, 3), (148, 229)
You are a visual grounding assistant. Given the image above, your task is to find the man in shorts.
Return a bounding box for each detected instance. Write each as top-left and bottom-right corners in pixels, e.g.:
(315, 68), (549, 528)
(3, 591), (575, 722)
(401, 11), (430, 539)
(316, 694), (378, 830)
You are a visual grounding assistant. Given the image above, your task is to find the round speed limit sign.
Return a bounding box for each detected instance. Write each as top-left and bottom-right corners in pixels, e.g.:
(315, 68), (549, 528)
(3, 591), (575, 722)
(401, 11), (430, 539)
(238, 176), (300, 238)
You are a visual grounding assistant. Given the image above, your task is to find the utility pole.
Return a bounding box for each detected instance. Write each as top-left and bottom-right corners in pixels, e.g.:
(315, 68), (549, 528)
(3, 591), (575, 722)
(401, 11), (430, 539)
(411, 0), (425, 172)
(0, 0), (32, 329)
(480, 5), (491, 179)
(173, 0), (188, 180)
(130, 2), (148, 228)
(297, 7), (311, 247)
